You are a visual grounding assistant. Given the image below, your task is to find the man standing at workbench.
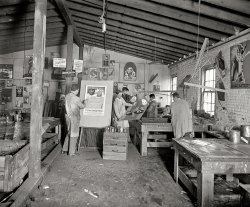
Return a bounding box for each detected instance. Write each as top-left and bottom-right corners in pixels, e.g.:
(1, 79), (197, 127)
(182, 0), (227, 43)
(171, 92), (193, 138)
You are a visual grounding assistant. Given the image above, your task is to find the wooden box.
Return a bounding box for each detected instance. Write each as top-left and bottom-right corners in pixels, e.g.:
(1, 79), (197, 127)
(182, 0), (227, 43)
(0, 133), (58, 192)
(103, 132), (128, 160)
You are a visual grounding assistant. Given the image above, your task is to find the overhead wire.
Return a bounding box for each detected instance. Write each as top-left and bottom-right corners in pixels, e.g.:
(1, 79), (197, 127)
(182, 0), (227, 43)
(196, 0), (201, 54)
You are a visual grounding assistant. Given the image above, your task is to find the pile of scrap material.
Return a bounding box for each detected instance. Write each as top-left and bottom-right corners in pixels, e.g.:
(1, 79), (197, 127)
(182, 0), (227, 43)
(193, 111), (215, 125)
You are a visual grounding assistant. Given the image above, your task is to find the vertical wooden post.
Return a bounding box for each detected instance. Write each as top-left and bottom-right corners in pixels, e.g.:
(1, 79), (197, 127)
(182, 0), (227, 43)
(78, 46), (84, 88)
(66, 25), (73, 94)
(29, 0), (47, 178)
(79, 46), (83, 60)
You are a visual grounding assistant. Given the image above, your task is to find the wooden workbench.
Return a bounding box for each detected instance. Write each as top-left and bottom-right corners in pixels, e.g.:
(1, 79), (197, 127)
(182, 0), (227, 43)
(173, 138), (250, 207)
(135, 120), (207, 156)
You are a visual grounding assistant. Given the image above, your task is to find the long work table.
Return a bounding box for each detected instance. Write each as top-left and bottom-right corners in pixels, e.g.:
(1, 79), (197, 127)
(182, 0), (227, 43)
(173, 138), (250, 207)
(133, 120), (207, 156)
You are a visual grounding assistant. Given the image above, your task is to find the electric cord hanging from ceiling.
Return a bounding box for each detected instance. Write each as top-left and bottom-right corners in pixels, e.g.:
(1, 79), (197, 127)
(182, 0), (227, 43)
(23, 13), (26, 76)
(196, 0), (201, 55)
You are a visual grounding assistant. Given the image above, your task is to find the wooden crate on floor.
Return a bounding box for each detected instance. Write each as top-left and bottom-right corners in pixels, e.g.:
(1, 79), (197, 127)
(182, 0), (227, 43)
(0, 133), (58, 192)
(103, 132), (128, 160)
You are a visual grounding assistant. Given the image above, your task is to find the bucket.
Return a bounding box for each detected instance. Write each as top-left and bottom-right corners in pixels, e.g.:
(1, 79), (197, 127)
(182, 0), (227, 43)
(241, 125), (250, 138)
(229, 130), (241, 144)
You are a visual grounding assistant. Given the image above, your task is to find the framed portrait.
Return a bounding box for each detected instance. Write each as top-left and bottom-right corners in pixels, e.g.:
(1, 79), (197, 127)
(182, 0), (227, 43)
(230, 40), (250, 89)
(124, 62), (137, 81)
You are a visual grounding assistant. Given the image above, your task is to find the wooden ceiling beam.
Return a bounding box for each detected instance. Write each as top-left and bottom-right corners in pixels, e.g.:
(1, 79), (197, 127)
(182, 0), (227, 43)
(83, 39), (170, 63)
(79, 29), (187, 56)
(68, 1), (228, 40)
(101, 0), (241, 34)
(0, 1), (55, 16)
(75, 18), (202, 49)
(0, 16), (62, 29)
(150, 0), (250, 27)
(76, 21), (196, 53)
(0, 27), (66, 41)
(202, 0), (250, 15)
(84, 40), (172, 64)
(81, 36), (175, 62)
(79, 31), (181, 59)
(0, 0), (33, 6)
(72, 10), (213, 45)
(0, 22), (65, 36)
(0, 9), (59, 24)
(0, 40), (67, 55)
(0, 33), (66, 47)
(54, 0), (82, 46)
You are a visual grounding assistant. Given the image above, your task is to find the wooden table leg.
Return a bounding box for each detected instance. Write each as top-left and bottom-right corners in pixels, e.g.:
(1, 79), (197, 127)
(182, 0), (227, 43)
(174, 149), (179, 183)
(141, 127), (148, 156)
(197, 171), (214, 207)
(55, 124), (61, 144)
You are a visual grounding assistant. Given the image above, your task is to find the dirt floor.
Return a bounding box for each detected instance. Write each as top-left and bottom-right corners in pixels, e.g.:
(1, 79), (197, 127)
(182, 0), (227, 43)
(26, 144), (194, 207)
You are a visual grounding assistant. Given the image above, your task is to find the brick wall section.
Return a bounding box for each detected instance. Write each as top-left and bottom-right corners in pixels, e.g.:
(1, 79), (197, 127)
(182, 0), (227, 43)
(169, 31), (250, 131)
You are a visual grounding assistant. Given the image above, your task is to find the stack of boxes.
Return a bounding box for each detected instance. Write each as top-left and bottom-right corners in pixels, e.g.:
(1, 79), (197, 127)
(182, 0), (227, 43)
(103, 127), (128, 160)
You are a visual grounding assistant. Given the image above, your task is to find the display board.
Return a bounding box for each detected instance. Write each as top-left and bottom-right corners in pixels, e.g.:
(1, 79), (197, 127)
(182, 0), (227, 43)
(80, 80), (113, 128)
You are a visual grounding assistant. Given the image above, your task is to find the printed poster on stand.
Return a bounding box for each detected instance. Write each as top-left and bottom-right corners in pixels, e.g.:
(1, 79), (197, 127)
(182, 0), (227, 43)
(83, 85), (106, 116)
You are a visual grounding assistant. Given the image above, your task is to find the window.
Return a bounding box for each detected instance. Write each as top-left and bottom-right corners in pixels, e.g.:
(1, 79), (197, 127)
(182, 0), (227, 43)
(203, 67), (215, 115)
(171, 76), (177, 91)
(170, 76), (177, 103)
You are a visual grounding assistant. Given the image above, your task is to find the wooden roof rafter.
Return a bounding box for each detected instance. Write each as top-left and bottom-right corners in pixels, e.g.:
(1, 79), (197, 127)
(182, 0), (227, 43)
(54, 0), (83, 47)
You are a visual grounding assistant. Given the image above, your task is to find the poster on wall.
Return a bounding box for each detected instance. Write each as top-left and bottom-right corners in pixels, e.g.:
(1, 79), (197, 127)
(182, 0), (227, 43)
(83, 85), (106, 116)
(88, 68), (98, 80)
(0, 64), (13, 79)
(6, 79), (13, 88)
(1, 88), (12, 103)
(230, 40), (250, 88)
(99, 68), (108, 80)
(53, 58), (66, 68)
(15, 97), (23, 108)
(73, 59), (83, 73)
(23, 56), (33, 78)
(124, 62), (137, 81)
(16, 86), (23, 97)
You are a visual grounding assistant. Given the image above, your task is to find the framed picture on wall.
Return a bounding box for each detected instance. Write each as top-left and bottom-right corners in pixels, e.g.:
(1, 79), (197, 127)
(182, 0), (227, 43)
(230, 40), (250, 88)
(0, 64), (13, 79)
(124, 62), (137, 81)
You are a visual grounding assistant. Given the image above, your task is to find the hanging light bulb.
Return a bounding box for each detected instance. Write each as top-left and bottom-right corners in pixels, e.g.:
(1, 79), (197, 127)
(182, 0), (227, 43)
(102, 19), (106, 33)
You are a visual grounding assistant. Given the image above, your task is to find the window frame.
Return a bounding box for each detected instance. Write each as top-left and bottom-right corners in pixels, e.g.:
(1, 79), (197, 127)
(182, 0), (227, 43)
(170, 75), (177, 103)
(202, 66), (216, 116)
